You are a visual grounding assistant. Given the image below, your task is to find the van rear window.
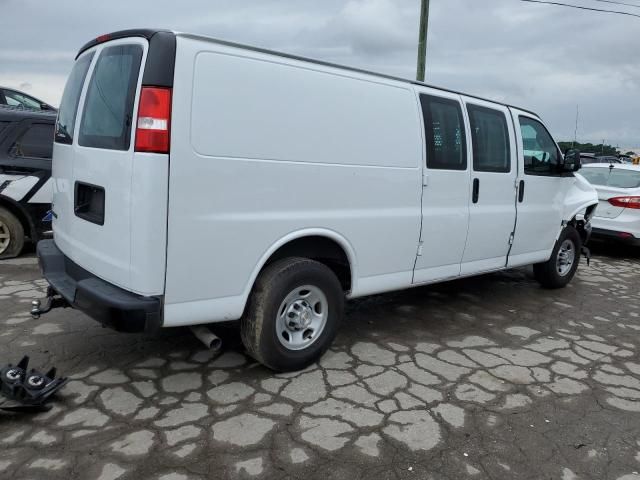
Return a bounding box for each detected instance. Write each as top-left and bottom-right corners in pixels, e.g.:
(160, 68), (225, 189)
(78, 44), (143, 151)
(55, 52), (94, 144)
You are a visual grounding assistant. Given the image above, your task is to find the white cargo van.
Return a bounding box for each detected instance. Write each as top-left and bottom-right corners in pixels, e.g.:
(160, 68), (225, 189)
(34, 29), (598, 371)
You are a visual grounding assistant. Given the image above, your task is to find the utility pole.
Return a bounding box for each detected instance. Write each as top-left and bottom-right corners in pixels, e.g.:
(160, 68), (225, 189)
(416, 0), (430, 82)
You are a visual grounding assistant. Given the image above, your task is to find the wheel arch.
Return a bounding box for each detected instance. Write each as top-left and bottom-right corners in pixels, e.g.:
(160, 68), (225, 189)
(0, 194), (35, 240)
(243, 229), (358, 303)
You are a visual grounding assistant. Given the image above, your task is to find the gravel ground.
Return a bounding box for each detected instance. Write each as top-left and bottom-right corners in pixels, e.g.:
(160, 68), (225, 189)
(1, 243), (640, 480)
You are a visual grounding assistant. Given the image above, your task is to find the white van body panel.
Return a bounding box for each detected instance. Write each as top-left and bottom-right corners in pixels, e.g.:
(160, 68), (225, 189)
(165, 227), (358, 327)
(561, 172), (600, 225)
(163, 35), (423, 325)
(52, 38), (168, 295)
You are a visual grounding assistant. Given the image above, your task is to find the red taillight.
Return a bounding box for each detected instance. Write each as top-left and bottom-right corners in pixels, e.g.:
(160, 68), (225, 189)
(135, 87), (172, 154)
(608, 196), (640, 209)
(96, 34), (111, 43)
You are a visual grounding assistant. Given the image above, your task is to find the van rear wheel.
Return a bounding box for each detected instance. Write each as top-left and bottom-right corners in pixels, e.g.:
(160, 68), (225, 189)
(533, 225), (581, 289)
(0, 207), (25, 259)
(241, 257), (344, 372)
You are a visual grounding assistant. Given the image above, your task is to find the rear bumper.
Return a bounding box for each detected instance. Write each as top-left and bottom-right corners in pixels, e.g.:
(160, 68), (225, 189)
(36, 240), (162, 332)
(591, 227), (640, 246)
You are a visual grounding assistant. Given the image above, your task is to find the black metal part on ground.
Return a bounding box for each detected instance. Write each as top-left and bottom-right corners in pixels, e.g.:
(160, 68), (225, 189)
(0, 356), (68, 413)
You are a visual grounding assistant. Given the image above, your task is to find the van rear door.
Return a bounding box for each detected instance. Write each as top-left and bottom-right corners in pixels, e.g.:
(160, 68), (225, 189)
(52, 33), (174, 296)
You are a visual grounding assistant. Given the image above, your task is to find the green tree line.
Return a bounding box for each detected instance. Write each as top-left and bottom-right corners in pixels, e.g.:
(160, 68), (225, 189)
(557, 141), (622, 156)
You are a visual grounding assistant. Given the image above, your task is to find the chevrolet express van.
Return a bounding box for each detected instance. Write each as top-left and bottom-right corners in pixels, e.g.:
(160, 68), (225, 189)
(35, 29), (598, 371)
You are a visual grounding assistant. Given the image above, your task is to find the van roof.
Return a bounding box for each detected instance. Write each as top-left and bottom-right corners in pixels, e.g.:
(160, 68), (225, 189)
(77, 28), (540, 118)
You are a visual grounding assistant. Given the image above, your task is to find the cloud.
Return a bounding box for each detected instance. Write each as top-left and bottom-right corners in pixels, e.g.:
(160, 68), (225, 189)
(322, 0), (417, 55)
(0, 0), (637, 145)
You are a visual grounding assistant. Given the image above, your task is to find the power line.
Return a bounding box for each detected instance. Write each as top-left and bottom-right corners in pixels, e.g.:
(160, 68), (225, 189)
(592, 0), (640, 8)
(520, 0), (640, 17)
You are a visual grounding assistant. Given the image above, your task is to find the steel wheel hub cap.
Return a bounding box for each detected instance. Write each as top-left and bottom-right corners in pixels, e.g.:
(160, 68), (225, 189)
(276, 285), (328, 351)
(0, 219), (10, 255)
(556, 239), (575, 276)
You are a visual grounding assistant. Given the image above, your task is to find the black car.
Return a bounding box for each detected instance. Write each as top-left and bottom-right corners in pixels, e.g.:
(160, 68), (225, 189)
(0, 87), (56, 112)
(0, 106), (56, 258)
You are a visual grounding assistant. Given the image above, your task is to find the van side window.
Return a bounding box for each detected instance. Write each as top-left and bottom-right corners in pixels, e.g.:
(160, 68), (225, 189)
(56, 52), (94, 145)
(10, 123), (54, 159)
(420, 95), (466, 170)
(467, 105), (510, 173)
(79, 45), (143, 150)
(519, 116), (560, 175)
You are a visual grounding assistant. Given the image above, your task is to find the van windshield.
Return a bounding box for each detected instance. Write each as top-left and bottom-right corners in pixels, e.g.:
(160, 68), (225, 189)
(78, 44), (143, 151)
(55, 52), (94, 144)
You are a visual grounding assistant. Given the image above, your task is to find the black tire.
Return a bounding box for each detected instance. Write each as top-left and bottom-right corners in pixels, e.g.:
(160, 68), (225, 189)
(0, 207), (25, 260)
(533, 225), (581, 289)
(241, 257), (345, 372)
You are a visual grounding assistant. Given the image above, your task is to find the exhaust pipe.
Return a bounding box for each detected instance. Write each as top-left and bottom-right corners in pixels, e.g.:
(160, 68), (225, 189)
(190, 326), (222, 352)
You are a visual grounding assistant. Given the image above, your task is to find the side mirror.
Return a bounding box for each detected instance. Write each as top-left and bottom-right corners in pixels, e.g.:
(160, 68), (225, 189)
(563, 149), (581, 172)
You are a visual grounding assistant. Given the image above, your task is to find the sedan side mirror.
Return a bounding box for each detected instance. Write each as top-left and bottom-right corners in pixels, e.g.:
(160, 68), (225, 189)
(563, 149), (581, 172)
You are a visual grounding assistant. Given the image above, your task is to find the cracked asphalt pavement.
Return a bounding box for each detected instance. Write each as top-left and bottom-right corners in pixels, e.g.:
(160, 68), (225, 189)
(2, 244), (640, 480)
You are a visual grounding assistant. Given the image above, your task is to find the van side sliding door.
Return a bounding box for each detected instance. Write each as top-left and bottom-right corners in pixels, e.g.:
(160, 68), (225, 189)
(413, 91), (471, 284)
(460, 98), (518, 274)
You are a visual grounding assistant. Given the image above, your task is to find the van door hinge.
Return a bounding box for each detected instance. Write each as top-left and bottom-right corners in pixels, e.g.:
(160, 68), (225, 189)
(422, 173), (429, 187)
(508, 233), (514, 245)
(417, 242), (424, 257)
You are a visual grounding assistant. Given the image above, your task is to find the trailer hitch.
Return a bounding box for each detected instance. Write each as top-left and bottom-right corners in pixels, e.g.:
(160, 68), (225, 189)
(0, 356), (68, 413)
(31, 286), (68, 319)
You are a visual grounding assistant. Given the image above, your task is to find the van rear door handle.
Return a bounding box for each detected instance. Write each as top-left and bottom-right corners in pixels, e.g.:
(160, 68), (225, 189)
(472, 178), (480, 204)
(518, 180), (525, 202)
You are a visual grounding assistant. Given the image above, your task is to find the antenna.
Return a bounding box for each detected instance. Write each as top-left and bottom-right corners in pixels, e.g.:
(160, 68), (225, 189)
(573, 105), (579, 148)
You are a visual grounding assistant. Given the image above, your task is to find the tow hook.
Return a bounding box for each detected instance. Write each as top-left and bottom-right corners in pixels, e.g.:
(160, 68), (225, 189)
(581, 246), (591, 266)
(30, 287), (68, 319)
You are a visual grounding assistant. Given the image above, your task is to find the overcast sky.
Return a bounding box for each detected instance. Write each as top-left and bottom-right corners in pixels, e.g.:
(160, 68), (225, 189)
(1, 0), (638, 150)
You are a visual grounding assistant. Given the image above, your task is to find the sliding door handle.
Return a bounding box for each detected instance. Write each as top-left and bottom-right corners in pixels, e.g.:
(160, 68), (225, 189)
(518, 180), (525, 203)
(472, 178), (480, 204)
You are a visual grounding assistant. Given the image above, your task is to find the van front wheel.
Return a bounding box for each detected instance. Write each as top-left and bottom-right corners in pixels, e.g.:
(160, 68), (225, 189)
(533, 225), (581, 289)
(0, 207), (25, 259)
(241, 257), (344, 372)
